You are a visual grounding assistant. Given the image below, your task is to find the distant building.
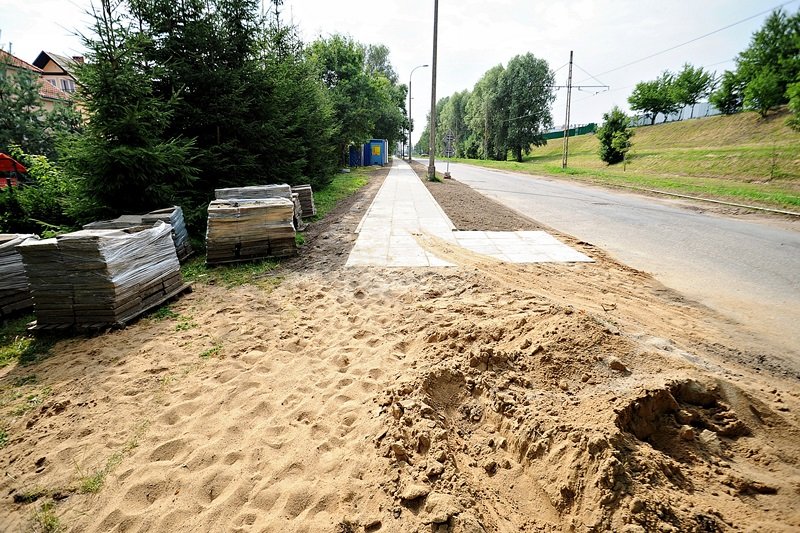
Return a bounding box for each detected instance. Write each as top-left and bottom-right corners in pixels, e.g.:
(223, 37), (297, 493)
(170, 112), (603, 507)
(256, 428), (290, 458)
(33, 51), (82, 95)
(0, 49), (73, 112)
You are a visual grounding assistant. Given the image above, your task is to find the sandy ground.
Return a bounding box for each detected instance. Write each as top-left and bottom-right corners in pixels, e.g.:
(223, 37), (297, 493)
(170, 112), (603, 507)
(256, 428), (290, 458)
(1, 165), (799, 532)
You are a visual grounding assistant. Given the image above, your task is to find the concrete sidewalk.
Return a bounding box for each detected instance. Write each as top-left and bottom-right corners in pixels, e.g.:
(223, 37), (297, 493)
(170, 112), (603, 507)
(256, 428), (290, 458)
(345, 159), (592, 267)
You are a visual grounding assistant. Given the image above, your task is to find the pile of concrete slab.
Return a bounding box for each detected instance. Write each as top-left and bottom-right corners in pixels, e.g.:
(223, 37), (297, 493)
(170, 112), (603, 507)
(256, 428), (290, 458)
(205, 198), (296, 265)
(17, 222), (188, 329)
(215, 184), (292, 201)
(0, 234), (38, 318)
(291, 185), (316, 217)
(83, 206), (192, 262)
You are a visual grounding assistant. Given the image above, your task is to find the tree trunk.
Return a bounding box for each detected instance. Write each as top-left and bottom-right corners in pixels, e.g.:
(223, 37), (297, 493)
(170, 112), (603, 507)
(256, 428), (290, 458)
(650, 115), (656, 125)
(690, 104), (695, 119)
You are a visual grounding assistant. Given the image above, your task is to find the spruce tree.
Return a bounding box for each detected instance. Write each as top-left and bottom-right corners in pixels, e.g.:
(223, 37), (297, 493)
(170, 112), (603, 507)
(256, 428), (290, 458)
(61, 0), (196, 220)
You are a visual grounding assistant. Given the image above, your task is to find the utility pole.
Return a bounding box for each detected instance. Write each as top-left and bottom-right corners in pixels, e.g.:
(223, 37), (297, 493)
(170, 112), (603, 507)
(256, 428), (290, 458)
(561, 51), (573, 169)
(427, 0), (439, 180)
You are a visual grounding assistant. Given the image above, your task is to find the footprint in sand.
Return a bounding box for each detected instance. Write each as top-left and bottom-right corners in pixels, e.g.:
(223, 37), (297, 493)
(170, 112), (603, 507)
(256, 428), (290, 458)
(197, 470), (235, 503)
(121, 478), (168, 511)
(149, 438), (189, 462)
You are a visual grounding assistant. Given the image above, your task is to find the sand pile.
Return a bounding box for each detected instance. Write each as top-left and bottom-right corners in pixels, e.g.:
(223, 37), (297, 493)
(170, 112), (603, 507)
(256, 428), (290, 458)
(372, 281), (799, 531)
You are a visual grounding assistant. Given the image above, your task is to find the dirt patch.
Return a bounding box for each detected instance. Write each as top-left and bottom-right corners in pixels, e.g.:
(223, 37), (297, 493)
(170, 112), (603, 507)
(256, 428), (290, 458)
(410, 159), (543, 231)
(1, 161), (799, 532)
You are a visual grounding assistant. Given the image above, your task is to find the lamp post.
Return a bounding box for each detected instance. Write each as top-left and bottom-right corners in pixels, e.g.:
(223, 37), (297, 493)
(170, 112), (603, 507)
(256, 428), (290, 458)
(407, 64), (428, 162)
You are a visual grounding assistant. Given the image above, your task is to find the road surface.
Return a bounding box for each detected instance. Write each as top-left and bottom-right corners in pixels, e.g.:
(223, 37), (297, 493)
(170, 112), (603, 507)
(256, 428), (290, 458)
(423, 159), (800, 358)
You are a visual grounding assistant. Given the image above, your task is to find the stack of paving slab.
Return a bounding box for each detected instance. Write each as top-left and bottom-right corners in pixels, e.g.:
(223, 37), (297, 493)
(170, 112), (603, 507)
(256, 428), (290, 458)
(0, 234), (38, 317)
(291, 185), (316, 217)
(291, 192), (307, 231)
(207, 184), (297, 264)
(83, 206), (193, 262)
(17, 222), (187, 329)
(142, 207), (192, 261)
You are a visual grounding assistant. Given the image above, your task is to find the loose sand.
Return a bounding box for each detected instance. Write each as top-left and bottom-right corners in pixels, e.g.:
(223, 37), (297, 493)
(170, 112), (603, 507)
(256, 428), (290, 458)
(1, 166), (799, 532)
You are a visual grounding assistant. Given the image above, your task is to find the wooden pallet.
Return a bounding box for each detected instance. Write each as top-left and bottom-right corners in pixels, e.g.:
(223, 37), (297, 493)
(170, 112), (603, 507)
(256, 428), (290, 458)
(1, 293), (33, 318)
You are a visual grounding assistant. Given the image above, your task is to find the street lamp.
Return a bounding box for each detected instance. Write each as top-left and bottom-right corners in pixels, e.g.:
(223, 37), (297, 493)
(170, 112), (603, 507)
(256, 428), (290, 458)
(407, 64), (428, 162)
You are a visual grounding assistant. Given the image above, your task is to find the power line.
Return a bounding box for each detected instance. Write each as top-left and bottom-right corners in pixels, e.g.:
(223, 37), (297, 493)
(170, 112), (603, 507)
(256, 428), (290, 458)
(572, 56), (737, 103)
(575, 0), (799, 84)
(573, 63), (607, 87)
(552, 62), (570, 75)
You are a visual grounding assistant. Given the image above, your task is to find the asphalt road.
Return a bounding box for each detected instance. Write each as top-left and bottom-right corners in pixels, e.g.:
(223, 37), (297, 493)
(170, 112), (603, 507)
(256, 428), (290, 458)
(423, 159), (800, 357)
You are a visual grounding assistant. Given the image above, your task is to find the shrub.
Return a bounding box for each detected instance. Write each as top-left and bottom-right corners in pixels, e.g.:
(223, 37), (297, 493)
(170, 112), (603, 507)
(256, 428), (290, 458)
(597, 107), (633, 165)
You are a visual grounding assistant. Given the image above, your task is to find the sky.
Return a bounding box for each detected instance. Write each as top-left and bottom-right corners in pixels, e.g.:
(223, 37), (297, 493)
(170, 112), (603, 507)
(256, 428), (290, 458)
(1, 0), (796, 148)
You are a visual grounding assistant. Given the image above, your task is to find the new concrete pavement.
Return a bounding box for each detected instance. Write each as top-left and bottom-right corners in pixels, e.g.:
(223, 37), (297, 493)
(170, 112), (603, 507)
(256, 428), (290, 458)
(346, 159), (592, 267)
(424, 159), (800, 357)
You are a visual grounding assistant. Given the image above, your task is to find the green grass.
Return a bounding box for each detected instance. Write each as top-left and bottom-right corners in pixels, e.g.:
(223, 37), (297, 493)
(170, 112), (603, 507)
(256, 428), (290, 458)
(10, 387), (52, 417)
(200, 343), (223, 359)
(30, 500), (63, 532)
(150, 306), (180, 321)
(75, 420), (147, 495)
(173, 315), (197, 332)
(0, 426), (7, 448)
(181, 256), (281, 288)
(451, 108), (800, 210)
(0, 315), (54, 367)
(312, 167), (372, 220)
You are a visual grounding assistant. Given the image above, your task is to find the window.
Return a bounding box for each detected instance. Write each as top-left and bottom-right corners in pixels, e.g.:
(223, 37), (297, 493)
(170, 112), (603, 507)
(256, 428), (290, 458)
(61, 78), (75, 93)
(48, 79), (56, 86)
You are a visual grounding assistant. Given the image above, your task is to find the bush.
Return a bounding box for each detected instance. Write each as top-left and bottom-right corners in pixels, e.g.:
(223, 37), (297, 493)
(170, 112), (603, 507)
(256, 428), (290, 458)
(0, 149), (79, 235)
(597, 107), (633, 165)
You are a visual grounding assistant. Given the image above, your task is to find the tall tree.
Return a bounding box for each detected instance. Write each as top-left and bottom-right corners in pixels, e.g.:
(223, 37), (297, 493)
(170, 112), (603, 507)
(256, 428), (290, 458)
(673, 63), (715, 118)
(365, 44), (398, 84)
(628, 72), (679, 125)
(440, 90), (470, 157)
(499, 53), (555, 162)
(737, 9), (799, 92)
(710, 70), (746, 115)
(130, 0), (266, 194)
(308, 35), (376, 165)
(255, 10), (337, 188)
(465, 64), (505, 159)
(743, 68), (784, 117)
(371, 74), (407, 149)
(61, 0), (196, 220)
(308, 34), (406, 165)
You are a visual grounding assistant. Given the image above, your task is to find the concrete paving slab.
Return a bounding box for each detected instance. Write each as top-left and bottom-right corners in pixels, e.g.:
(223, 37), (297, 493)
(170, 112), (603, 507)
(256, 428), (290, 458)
(345, 160), (592, 267)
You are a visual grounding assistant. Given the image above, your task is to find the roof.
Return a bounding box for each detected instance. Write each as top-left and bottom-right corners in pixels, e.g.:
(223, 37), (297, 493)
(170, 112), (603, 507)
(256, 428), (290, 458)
(0, 50), (72, 102)
(0, 49), (43, 74)
(33, 51), (79, 77)
(37, 79), (72, 101)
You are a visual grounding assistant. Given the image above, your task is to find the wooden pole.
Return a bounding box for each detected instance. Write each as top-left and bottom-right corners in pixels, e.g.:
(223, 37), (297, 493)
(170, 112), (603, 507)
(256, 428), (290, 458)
(561, 50), (573, 169)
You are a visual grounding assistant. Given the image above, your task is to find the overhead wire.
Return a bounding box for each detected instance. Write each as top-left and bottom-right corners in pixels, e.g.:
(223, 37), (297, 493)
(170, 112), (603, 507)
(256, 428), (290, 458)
(572, 56), (738, 103)
(574, 0), (799, 84)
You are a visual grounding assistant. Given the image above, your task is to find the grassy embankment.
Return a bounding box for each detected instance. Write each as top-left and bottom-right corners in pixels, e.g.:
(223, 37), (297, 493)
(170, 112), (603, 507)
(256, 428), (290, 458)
(0, 166), (375, 372)
(450, 108), (800, 210)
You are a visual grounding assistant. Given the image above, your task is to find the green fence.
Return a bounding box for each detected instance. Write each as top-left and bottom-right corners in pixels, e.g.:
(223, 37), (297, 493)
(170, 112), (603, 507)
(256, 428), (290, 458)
(542, 123), (596, 140)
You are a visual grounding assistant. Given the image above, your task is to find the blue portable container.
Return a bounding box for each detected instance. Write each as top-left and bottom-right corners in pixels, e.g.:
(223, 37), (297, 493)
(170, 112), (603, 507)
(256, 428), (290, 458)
(364, 139), (388, 165)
